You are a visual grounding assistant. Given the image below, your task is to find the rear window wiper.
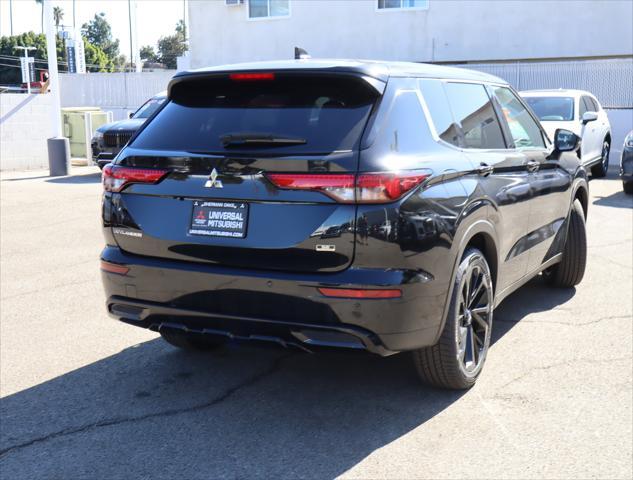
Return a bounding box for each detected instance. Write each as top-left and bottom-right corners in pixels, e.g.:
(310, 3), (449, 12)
(220, 133), (307, 148)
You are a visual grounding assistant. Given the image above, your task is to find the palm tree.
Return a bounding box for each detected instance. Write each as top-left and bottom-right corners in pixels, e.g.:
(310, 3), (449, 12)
(35, 0), (43, 34)
(54, 6), (64, 33)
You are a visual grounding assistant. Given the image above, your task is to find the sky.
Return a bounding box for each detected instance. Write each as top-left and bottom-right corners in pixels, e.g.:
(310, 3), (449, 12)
(0, 0), (187, 58)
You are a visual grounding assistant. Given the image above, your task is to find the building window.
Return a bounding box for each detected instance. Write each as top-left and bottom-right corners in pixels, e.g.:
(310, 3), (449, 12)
(249, 0), (290, 19)
(377, 0), (429, 10)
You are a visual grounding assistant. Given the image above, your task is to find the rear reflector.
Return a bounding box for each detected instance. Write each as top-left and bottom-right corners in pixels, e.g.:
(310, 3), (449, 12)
(317, 288), (402, 299)
(266, 170), (431, 203)
(102, 164), (168, 192)
(229, 72), (275, 81)
(100, 260), (129, 276)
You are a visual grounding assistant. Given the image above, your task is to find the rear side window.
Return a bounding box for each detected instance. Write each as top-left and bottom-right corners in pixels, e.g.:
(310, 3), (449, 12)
(419, 79), (461, 147)
(131, 75), (379, 155)
(492, 87), (546, 148)
(443, 82), (506, 149)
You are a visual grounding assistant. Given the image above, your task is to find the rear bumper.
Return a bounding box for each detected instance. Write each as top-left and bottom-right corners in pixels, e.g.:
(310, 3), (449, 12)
(101, 246), (444, 355)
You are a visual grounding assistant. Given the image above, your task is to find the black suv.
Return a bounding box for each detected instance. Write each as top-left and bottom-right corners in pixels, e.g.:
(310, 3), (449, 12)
(91, 93), (166, 169)
(101, 60), (588, 389)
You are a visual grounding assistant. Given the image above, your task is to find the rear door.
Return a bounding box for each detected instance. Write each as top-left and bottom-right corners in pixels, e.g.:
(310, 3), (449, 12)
(107, 72), (382, 273)
(436, 80), (532, 290)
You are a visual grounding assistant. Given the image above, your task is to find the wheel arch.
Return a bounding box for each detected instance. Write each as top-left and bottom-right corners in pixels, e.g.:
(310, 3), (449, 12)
(572, 180), (589, 219)
(431, 218), (499, 345)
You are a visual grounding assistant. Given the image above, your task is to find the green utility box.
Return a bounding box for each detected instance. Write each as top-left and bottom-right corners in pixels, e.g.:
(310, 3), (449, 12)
(61, 107), (113, 164)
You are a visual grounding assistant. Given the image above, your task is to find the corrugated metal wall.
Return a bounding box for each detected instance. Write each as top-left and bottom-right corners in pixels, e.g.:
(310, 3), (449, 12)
(451, 57), (633, 108)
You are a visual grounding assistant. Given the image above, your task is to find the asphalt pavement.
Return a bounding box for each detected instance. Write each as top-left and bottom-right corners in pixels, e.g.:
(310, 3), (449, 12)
(0, 166), (631, 479)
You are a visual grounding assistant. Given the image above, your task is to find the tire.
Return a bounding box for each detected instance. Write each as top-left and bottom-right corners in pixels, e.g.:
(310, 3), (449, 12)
(160, 329), (226, 351)
(545, 199), (587, 287)
(412, 248), (494, 390)
(624, 181), (633, 195)
(590, 140), (610, 178)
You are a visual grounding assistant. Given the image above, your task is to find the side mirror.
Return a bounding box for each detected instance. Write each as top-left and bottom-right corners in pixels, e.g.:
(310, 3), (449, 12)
(582, 111), (598, 124)
(128, 111), (134, 119)
(554, 129), (580, 152)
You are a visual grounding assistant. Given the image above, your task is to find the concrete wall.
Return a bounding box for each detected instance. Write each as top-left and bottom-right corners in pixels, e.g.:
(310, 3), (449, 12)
(188, 0), (633, 68)
(0, 94), (52, 170)
(59, 71), (175, 121)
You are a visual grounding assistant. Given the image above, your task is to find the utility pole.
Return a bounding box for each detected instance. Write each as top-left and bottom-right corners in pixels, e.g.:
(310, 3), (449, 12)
(44, 0), (71, 176)
(128, 0), (133, 72)
(9, 0), (13, 36)
(15, 46), (36, 94)
(73, 0), (76, 29)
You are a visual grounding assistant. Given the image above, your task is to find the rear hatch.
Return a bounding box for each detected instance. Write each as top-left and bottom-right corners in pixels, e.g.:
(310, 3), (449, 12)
(106, 71), (382, 273)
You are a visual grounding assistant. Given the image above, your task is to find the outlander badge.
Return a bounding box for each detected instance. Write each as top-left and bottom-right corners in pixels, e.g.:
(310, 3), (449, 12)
(205, 168), (223, 188)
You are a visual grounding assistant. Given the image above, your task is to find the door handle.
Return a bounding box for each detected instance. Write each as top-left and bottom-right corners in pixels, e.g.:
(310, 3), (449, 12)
(526, 161), (540, 173)
(478, 163), (494, 176)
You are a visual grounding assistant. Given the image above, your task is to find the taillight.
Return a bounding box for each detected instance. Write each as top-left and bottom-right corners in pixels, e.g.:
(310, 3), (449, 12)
(100, 260), (129, 275)
(266, 170), (430, 203)
(317, 287), (402, 299)
(102, 164), (168, 192)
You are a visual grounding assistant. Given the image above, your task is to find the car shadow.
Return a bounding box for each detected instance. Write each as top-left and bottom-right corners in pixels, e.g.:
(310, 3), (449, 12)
(0, 277), (576, 478)
(593, 189), (633, 209)
(492, 275), (577, 341)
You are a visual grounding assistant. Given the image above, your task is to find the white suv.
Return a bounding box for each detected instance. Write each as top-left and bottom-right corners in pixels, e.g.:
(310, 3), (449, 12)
(520, 89), (611, 177)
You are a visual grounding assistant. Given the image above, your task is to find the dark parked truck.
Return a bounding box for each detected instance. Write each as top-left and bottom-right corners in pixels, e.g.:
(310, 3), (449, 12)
(91, 93), (167, 169)
(100, 60), (589, 389)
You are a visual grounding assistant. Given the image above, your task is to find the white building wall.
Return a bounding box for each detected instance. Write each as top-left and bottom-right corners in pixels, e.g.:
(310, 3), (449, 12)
(0, 94), (52, 170)
(188, 0), (633, 69)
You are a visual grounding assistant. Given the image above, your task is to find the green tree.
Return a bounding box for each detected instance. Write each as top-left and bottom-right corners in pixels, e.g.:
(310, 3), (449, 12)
(140, 45), (158, 63)
(54, 7), (64, 33)
(81, 12), (124, 69)
(0, 32), (63, 84)
(157, 20), (188, 69)
(83, 41), (111, 72)
(0, 32), (113, 83)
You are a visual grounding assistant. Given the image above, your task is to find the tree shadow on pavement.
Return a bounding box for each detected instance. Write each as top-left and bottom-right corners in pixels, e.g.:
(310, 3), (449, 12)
(0, 277), (576, 479)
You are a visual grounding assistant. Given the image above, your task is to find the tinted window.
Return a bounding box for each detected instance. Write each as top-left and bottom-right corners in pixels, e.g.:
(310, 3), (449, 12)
(524, 96), (574, 121)
(444, 82), (506, 149)
(493, 87), (545, 148)
(419, 79), (461, 147)
(132, 75), (378, 155)
(373, 90), (432, 155)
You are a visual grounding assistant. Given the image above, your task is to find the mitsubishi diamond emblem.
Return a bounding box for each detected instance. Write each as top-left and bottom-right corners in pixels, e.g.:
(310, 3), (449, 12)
(204, 168), (223, 188)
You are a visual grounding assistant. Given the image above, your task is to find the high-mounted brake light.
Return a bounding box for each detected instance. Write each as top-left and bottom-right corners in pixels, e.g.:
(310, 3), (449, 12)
(318, 288), (402, 299)
(102, 164), (169, 192)
(266, 170), (431, 203)
(229, 72), (275, 81)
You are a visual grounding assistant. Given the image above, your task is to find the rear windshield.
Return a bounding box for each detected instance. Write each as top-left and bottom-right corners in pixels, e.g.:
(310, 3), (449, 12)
(524, 96), (574, 121)
(131, 75), (378, 154)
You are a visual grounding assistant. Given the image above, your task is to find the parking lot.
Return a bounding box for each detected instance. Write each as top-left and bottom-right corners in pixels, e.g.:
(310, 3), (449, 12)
(0, 166), (631, 479)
